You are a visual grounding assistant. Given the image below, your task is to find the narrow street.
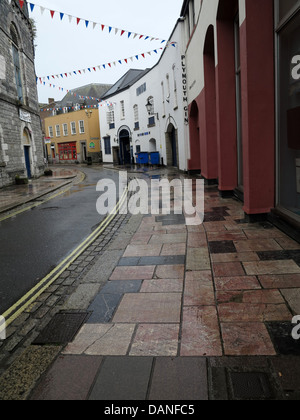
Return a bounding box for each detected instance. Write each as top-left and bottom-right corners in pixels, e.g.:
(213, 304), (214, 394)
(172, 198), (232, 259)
(0, 167), (121, 314)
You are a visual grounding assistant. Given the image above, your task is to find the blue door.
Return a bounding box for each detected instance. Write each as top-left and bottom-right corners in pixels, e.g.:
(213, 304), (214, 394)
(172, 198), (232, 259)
(24, 146), (32, 179)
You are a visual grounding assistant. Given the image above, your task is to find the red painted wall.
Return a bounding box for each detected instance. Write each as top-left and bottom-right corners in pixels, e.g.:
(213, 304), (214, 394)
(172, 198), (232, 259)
(240, 0), (275, 214)
(215, 20), (238, 191)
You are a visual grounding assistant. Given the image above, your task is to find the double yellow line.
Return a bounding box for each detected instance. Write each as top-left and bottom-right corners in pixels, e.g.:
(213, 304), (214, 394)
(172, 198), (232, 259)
(0, 186), (128, 333)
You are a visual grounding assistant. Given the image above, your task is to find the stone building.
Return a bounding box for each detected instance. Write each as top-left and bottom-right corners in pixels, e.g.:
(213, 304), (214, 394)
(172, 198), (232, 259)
(0, 0), (44, 187)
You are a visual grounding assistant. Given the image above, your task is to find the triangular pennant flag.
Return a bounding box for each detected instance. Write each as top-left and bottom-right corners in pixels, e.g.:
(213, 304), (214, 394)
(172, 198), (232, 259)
(85, 20), (89, 28)
(120, 30), (125, 36)
(101, 24), (105, 31)
(139, 35), (143, 40)
(128, 32), (132, 38)
(19, 0), (24, 9)
(109, 27), (112, 33)
(40, 6), (45, 15)
(50, 10), (55, 19)
(29, 3), (35, 12)
(93, 22), (97, 29)
(68, 15), (73, 23)
(118, 60), (122, 65)
(142, 53), (145, 58)
(77, 18), (81, 25)
(60, 13), (64, 21)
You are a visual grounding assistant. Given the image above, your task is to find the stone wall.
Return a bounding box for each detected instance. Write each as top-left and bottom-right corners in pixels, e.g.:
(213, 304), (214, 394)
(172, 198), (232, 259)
(0, 0), (44, 187)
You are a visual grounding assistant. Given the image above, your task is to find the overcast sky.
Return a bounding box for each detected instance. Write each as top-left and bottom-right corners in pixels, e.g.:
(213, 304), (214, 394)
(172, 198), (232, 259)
(31, 0), (184, 104)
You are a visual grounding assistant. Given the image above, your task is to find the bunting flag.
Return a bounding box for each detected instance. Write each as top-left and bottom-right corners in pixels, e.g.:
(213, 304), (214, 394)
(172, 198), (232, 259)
(36, 45), (177, 82)
(39, 87), (116, 111)
(21, 0), (172, 45)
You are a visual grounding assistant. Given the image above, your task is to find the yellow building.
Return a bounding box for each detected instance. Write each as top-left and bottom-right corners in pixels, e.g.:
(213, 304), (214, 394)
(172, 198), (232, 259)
(44, 108), (101, 164)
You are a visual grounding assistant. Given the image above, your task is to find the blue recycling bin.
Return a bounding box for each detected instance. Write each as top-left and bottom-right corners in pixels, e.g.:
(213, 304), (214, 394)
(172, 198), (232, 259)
(149, 152), (160, 165)
(136, 152), (149, 165)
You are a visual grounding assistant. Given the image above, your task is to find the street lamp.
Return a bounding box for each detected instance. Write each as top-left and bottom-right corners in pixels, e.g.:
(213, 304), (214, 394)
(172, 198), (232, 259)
(146, 99), (159, 120)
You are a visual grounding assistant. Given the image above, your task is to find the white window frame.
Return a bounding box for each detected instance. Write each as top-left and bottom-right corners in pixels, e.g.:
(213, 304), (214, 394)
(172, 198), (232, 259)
(120, 100), (125, 119)
(48, 126), (54, 138)
(63, 123), (68, 136)
(55, 124), (61, 137)
(79, 120), (85, 134)
(71, 121), (76, 135)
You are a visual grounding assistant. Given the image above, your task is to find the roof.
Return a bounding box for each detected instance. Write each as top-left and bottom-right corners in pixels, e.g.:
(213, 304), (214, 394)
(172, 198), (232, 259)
(101, 69), (150, 100)
(60, 83), (112, 107)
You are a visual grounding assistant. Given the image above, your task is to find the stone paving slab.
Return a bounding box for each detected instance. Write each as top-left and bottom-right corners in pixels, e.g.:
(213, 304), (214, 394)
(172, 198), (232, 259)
(1, 174), (300, 400)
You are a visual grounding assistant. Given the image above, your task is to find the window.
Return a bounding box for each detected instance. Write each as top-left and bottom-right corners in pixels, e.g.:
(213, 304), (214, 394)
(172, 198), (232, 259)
(120, 101), (125, 119)
(133, 104), (139, 130)
(107, 105), (115, 129)
(147, 97), (156, 127)
(58, 142), (77, 161)
(277, 7), (300, 219)
(161, 82), (166, 117)
(71, 122), (76, 135)
(48, 126), (54, 138)
(148, 116), (155, 126)
(172, 64), (178, 109)
(79, 120), (85, 134)
(103, 136), (111, 155)
(55, 125), (61, 137)
(166, 74), (171, 101)
(10, 24), (23, 103)
(63, 123), (68, 136)
(136, 82), (147, 96)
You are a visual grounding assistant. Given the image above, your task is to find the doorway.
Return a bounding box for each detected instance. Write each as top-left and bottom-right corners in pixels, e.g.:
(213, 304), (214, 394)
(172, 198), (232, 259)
(24, 146), (32, 179)
(119, 129), (131, 165)
(166, 124), (178, 167)
(23, 129), (32, 179)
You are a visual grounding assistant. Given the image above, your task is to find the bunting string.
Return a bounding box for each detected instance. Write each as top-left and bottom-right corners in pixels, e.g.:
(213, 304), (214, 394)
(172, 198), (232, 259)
(39, 88), (116, 112)
(36, 45), (177, 82)
(20, 0), (171, 45)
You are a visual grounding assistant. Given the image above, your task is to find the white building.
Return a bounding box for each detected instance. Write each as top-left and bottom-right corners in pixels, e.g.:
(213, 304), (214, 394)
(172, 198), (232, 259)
(99, 19), (190, 172)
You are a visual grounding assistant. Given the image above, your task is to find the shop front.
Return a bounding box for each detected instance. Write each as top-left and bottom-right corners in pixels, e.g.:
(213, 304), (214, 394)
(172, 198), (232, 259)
(58, 142), (77, 161)
(276, 0), (300, 225)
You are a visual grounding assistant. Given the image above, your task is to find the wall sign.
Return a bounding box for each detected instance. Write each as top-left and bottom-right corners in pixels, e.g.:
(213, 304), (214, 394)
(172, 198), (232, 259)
(181, 55), (189, 125)
(19, 109), (32, 123)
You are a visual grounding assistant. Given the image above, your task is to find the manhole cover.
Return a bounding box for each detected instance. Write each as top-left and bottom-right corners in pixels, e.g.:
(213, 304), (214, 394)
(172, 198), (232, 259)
(33, 312), (89, 345)
(230, 372), (273, 400)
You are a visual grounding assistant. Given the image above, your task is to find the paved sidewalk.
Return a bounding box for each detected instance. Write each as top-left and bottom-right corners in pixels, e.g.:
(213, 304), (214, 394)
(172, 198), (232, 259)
(0, 176), (300, 400)
(0, 167), (80, 214)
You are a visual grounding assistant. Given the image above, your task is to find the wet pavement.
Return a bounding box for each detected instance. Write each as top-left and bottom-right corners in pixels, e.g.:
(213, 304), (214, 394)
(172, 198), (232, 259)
(0, 166), (121, 314)
(0, 167), (79, 213)
(0, 167), (299, 400)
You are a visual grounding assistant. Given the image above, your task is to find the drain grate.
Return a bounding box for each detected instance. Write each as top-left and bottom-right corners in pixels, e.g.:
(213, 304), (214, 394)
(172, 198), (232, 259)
(33, 312), (89, 345)
(230, 372), (273, 400)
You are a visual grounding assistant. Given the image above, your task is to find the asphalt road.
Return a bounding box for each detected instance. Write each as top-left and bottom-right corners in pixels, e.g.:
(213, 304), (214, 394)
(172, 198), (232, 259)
(0, 167), (123, 314)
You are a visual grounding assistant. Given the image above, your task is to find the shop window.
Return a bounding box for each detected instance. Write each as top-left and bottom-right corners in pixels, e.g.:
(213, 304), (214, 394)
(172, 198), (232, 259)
(58, 142), (77, 161)
(277, 9), (300, 218)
